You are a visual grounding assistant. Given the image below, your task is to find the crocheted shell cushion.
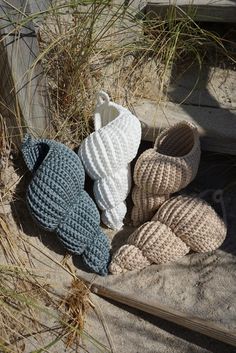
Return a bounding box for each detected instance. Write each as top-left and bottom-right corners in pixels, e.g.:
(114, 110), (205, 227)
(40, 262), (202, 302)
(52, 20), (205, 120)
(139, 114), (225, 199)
(131, 186), (169, 226)
(79, 91), (141, 230)
(22, 135), (110, 275)
(110, 195), (226, 274)
(131, 121), (201, 226)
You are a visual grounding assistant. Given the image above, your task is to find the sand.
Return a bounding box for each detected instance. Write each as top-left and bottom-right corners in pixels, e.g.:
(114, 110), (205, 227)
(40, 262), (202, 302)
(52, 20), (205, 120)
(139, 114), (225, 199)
(0, 148), (236, 352)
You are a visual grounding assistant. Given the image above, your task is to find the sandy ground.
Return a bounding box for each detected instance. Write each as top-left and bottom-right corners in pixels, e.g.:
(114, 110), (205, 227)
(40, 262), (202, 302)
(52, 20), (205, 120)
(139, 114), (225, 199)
(79, 149), (236, 353)
(82, 293), (235, 353)
(1, 146), (236, 353)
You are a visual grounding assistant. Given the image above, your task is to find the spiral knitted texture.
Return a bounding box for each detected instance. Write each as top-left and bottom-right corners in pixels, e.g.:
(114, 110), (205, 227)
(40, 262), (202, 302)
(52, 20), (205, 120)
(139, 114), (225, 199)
(131, 121), (201, 226)
(79, 92), (141, 230)
(22, 135), (110, 275)
(110, 195), (226, 274)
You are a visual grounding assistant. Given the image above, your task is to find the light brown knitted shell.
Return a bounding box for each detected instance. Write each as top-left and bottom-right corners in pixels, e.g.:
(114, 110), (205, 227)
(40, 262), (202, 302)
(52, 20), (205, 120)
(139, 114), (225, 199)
(134, 121), (201, 195)
(110, 195), (227, 274)
(131, 121), (201, 226)
(109, 221), (190, 274)
(131, 186), (169, 226)
(153, 195), (227, 252)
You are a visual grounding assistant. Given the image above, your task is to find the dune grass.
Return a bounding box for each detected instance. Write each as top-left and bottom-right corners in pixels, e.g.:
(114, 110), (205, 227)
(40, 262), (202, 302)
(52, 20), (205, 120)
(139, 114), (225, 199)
(2, 0), (234, 146)
(35, 1), (235, 146)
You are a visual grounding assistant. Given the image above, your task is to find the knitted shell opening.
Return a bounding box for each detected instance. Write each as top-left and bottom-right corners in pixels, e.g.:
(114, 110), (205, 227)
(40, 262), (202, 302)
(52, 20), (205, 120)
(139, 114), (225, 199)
(156, 123), (196, 157)
(31, 143), (50, 171)
(94, 104), (120, 130)
(22, 135), (51, 173)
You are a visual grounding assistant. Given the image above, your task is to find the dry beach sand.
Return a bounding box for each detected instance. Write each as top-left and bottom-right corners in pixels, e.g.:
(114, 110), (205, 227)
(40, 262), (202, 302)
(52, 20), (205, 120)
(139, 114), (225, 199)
(1, 146), (236, 353)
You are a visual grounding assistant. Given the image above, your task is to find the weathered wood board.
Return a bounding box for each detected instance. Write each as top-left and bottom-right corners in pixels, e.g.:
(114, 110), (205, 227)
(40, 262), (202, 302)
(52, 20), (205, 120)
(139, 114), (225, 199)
(128, 61), (236, 154)
(101, 14), (236, 155)
(141, 0), (236, 23)
(0, 0), (50, 144)
(132, 99), (236, 154)
(28, 0), (51, 29)
(102, 62), (236, 154)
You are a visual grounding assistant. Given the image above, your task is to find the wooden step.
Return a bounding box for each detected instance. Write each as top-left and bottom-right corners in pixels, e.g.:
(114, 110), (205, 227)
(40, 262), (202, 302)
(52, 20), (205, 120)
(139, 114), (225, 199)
(136, 0), (236, 23)
(133, 99), (236, 154)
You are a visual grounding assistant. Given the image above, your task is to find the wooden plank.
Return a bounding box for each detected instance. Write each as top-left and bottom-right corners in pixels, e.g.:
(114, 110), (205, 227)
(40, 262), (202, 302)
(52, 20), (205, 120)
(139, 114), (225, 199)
(132, 99), (236, 154)
(28, 0), (51, 29)
(0, 0), (50, 145)
(122, 60), (236, 110)
(89, 282), (236, 347)
(28, 0), (51, 14)
(144, 0), (236, 22)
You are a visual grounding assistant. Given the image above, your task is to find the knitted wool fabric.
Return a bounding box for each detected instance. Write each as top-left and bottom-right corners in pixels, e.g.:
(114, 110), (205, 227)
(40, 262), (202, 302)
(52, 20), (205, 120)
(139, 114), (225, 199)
(131, 121), (201, 226)
(110, 195), (226, 274)
(131, 186), (169, 227)
(22, 135), (110, 275)
(79, 91), (141, 230)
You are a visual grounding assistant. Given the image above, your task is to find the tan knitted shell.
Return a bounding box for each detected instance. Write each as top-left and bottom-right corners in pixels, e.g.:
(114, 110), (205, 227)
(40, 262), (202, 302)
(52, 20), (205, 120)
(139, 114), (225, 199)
(153, 195), (226, 252)
(131, 121), (201, 226)
(134, 121), (201, 195)
(110, 195), (227, 274)
(131, 186), (169, 226)
(109, 221), (189, 274)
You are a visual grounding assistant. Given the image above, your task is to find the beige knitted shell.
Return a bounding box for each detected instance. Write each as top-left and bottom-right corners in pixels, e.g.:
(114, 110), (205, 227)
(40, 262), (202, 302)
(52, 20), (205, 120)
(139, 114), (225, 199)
(109, 221), (189, 274)
(134, 121), (201, 195)
(131, 121), (201, 226)
(110, 195), (227, 274)
(131, 186), (169, 226)
(153, 195), (227, 252)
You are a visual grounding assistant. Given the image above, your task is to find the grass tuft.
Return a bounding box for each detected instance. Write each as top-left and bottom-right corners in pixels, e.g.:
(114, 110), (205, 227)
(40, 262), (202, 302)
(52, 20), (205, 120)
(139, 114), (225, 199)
(60, 278), (93, 347)
(35, 1), (236, 146)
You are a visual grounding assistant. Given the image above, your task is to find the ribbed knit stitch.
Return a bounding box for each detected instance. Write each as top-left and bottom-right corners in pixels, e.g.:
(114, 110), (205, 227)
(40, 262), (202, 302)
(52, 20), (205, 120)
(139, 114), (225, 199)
(132, 121), (201, 226)
(153, 195), (226, 252)
(22, 134), (110, 275)
(79, 91), (141, 230)
(110, 195), (226, 274)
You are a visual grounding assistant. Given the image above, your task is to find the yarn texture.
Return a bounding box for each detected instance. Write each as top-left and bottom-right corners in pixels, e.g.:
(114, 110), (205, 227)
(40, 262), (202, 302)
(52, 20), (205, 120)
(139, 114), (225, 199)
(79, 91), (141, 230)
(110, 195), (227, 274)
(132, 121), (201, 226)
(22, 135), (110, 275)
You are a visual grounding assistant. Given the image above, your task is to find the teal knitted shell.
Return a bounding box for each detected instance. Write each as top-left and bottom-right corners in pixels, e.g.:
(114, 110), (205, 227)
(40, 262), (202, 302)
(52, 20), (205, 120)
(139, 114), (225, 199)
(22, 135), (110, 275)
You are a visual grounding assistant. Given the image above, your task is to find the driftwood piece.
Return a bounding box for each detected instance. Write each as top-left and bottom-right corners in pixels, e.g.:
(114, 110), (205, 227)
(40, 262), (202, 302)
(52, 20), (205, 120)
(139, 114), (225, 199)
(89, 282), (236, 347)
(0, 0), (50, 145)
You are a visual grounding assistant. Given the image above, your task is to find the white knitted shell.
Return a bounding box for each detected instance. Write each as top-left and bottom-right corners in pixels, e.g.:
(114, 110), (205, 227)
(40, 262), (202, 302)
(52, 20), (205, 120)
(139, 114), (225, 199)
(79, 91), (141, 230)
